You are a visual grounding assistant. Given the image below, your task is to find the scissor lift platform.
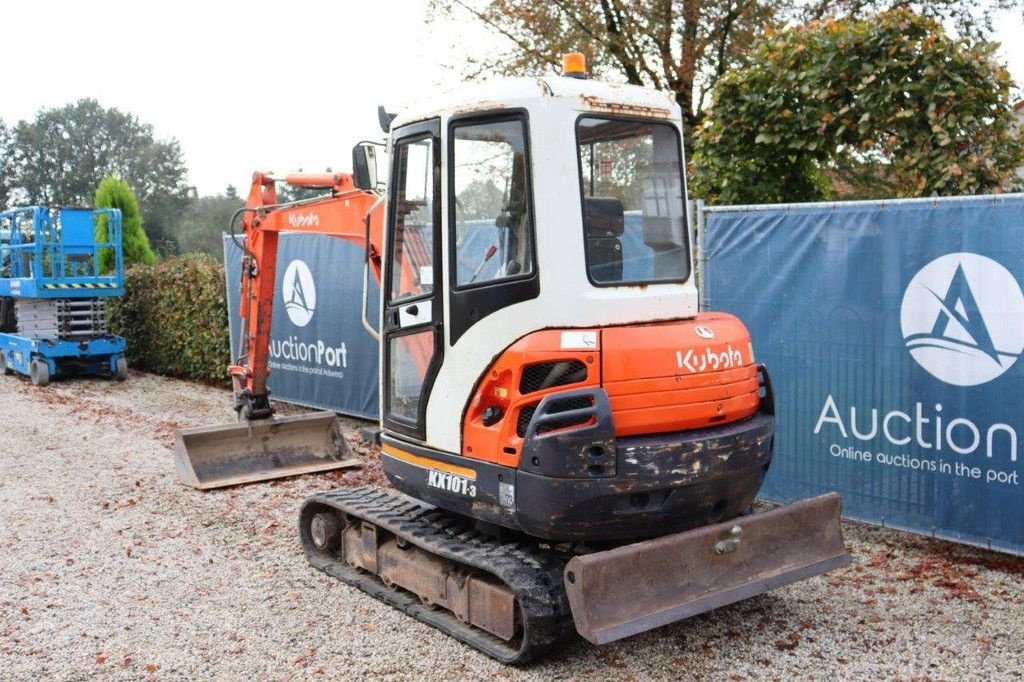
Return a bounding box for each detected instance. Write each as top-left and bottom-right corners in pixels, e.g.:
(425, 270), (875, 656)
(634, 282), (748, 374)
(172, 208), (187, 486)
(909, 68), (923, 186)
(0, 206), (128, 385)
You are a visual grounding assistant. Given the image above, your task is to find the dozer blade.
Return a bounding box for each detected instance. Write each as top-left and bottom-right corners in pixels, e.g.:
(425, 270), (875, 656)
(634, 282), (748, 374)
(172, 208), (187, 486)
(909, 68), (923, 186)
(174, 411), (359, 490)
(563, 492), (851, 645)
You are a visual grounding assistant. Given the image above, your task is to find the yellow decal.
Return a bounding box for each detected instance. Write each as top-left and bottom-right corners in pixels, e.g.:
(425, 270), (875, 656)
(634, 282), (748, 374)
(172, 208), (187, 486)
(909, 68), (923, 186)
(381, 444), (477, 480)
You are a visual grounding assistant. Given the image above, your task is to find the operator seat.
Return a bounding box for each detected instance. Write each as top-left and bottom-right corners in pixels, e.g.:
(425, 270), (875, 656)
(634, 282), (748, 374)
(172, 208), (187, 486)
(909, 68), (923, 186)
(583, 196), (624, 283)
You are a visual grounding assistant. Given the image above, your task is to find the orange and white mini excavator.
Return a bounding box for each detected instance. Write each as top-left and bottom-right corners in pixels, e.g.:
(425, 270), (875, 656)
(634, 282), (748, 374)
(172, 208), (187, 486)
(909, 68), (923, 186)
(176, 54), (850, 663)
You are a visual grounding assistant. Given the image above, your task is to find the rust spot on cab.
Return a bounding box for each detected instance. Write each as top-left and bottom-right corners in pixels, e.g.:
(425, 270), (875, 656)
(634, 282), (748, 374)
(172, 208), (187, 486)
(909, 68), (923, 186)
(451, 100), (510, 116)
(579, 95), (671, 118)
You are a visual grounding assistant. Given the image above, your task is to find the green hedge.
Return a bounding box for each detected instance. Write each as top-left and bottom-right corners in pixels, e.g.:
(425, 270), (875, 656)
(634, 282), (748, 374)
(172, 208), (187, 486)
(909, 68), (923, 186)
(108, 255), (231, 383)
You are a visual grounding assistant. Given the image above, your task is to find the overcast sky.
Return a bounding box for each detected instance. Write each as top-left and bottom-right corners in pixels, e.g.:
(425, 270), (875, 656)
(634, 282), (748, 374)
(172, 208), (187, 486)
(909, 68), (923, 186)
(2, 1), (1022, 197)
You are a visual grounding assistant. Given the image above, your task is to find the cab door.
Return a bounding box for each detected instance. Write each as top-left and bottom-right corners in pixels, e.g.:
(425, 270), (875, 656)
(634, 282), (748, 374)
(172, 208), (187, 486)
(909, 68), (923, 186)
(381, 120), (444, 441)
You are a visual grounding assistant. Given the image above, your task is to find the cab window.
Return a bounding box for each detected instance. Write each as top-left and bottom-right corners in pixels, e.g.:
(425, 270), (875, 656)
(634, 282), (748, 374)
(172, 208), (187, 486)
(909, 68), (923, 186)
(451, 117), (534, 287)
(577, 117), (689, 285)
(388, 137), (435, 302)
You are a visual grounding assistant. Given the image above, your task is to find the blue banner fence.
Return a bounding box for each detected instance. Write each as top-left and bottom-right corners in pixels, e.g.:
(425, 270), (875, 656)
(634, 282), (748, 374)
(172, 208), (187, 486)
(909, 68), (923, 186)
(223, 233), (381, 420)
(699, 194), (1024, 555)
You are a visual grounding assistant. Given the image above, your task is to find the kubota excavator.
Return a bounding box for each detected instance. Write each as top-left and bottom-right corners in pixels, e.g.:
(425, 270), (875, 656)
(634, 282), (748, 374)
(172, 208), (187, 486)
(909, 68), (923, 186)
(175, 54), (850, 663)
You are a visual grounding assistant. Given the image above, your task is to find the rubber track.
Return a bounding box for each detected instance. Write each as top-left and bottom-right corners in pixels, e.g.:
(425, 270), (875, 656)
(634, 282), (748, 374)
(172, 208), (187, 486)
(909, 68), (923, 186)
(299, 487), (575, 664)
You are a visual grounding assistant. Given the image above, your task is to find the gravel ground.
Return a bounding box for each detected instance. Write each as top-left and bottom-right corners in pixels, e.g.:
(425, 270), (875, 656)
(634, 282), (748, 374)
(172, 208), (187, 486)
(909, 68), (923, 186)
(1, 371), (1022, 680)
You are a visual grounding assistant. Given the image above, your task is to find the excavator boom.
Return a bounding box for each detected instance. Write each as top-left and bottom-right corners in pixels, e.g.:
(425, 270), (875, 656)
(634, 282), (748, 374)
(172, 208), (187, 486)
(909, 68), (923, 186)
(175, 171), (384, 489)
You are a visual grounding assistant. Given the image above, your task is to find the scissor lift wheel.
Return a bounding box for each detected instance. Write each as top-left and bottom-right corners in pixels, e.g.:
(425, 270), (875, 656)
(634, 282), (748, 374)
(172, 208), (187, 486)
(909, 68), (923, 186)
(0, 350), (12, 375)
(29, 359), (49, 386)
(115, 356), (129, 381)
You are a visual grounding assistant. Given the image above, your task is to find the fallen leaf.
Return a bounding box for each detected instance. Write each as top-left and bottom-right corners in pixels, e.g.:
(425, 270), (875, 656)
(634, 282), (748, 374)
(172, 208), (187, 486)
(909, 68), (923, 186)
(774, 632), (800, 651)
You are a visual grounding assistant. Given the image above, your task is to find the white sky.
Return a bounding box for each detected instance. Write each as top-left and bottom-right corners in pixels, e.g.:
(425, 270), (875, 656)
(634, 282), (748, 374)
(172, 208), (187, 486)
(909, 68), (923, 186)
(1, 1), (1022, 197)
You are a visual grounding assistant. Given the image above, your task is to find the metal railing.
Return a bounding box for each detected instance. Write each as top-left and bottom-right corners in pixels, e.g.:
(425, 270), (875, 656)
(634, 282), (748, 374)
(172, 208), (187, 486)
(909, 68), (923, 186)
(0, 206), (124, 296)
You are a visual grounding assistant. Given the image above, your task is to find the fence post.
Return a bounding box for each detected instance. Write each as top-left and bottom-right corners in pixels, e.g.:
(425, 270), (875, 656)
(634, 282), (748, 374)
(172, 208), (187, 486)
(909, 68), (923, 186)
(693, 198), (707, 310)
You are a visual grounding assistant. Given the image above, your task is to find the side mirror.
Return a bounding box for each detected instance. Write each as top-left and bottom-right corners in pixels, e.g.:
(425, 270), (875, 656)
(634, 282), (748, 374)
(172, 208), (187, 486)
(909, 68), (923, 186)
(352, 142), (379, 190)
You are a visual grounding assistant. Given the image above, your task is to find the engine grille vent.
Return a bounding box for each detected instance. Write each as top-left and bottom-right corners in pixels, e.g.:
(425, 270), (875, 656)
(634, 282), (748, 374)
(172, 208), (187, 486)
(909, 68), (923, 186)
(516, 404), (538, 437)
(516, 395), (594, 437)
(519, 360), (587, 395)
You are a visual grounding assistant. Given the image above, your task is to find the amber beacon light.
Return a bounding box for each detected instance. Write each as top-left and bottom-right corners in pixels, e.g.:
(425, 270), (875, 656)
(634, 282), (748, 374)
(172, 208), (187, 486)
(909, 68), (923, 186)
(562, 52), (587, 78)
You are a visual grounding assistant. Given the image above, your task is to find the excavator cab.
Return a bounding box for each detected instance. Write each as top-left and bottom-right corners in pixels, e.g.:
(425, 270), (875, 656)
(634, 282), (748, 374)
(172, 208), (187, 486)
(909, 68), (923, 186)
(364, 77), (778, 539)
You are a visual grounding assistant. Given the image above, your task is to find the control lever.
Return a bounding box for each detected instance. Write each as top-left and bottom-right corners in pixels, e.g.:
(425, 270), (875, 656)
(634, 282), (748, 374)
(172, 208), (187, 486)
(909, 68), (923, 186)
(468, 245), (498, 284)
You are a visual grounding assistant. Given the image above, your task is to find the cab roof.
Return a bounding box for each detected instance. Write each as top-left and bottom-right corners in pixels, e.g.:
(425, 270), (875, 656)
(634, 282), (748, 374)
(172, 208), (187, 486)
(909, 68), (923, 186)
(389, 76), (681, 131)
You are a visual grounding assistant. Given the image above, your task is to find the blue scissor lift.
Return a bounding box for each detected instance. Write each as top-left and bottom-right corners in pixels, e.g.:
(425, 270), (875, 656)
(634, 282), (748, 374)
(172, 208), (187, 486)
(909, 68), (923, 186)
(0, 206), (129, 385)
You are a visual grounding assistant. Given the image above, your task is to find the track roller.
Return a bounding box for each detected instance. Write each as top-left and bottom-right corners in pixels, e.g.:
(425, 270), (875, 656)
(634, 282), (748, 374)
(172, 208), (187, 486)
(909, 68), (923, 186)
(309, 512), (342, 552)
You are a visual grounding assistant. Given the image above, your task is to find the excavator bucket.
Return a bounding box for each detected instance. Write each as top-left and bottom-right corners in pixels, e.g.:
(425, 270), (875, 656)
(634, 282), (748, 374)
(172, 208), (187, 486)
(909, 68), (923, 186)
(563, 492), (851, 645)
(174, 412), (359, 490)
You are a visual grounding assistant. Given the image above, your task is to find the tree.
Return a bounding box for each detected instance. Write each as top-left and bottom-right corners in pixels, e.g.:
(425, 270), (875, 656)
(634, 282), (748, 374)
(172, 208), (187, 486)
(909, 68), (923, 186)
(691, 10), (1024, 204)
(176, 193), (244, 257)
(431, 0), (1022, 142)
(95, 176), (157, 271)
(0, 121), (10, 209)
(3, 99), (191, 252)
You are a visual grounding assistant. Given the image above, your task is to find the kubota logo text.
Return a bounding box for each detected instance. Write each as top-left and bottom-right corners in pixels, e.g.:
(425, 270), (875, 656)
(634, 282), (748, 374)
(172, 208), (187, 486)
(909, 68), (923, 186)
(282, 259), (316, 327)
(676, 345), (744, 373)
(900, 253), (1024, 386)
(287, 212), (320, 228)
